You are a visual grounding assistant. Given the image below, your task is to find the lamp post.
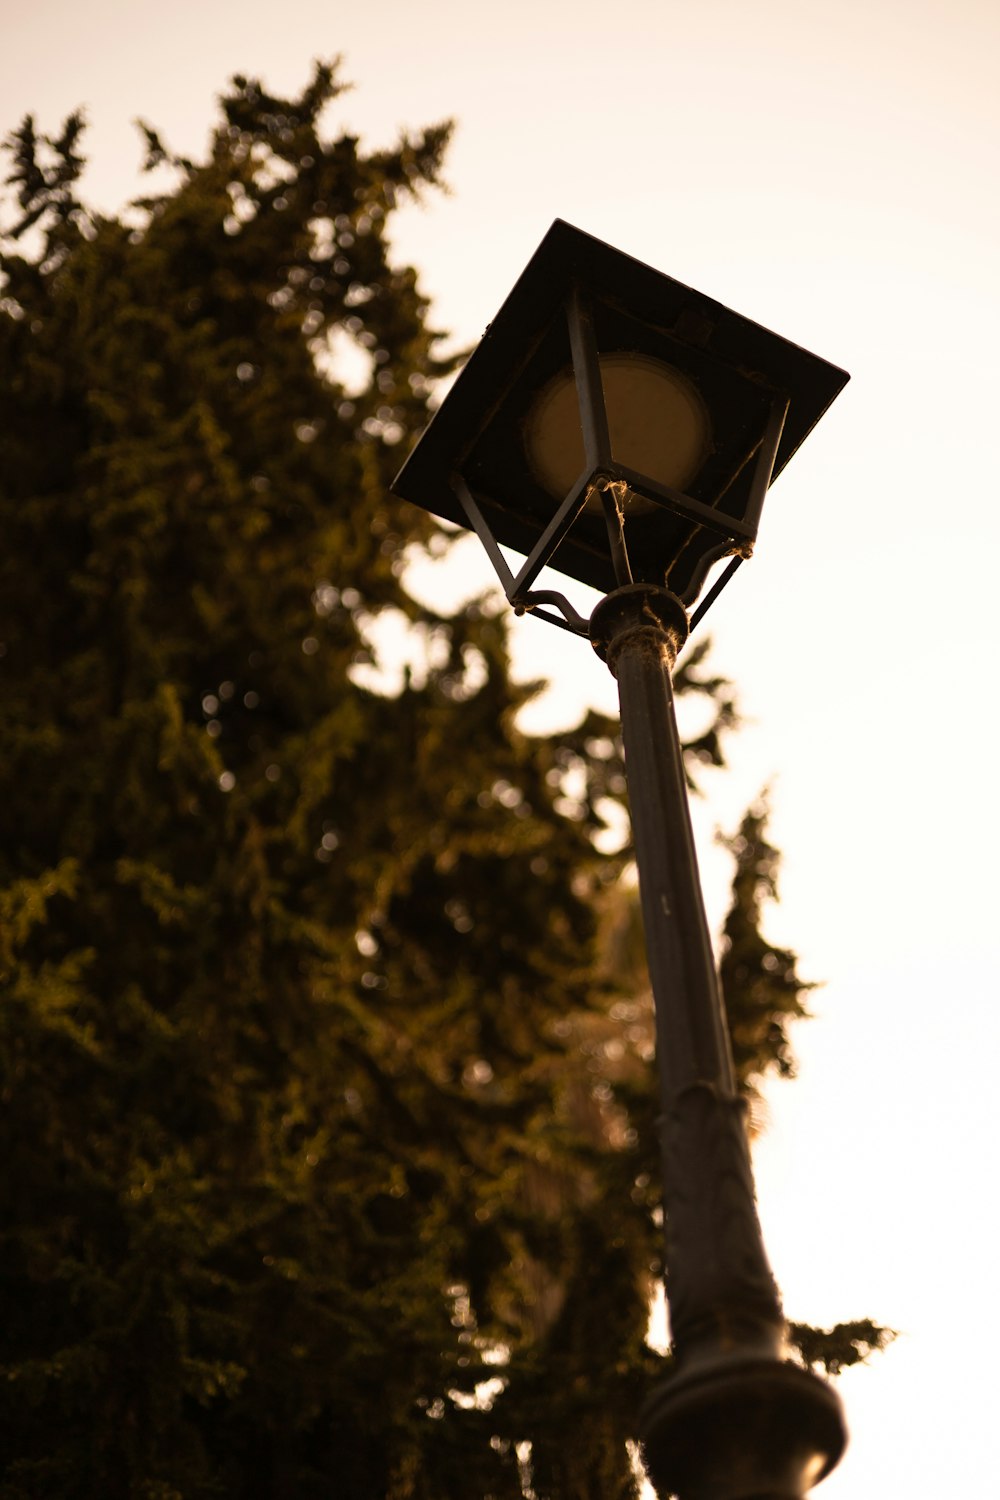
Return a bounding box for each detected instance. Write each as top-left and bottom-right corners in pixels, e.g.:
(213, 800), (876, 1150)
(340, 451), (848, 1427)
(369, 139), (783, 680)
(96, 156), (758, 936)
(392, 220), (849, 1500)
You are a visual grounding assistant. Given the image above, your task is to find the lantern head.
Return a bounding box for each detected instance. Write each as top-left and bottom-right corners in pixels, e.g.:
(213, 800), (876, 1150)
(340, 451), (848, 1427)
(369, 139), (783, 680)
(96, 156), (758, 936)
(392, 220), (848, 634)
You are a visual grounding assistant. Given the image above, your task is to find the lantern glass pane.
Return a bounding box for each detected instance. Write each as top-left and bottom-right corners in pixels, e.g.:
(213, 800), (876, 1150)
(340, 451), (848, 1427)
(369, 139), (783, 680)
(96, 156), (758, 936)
(523, 353), (711, 510)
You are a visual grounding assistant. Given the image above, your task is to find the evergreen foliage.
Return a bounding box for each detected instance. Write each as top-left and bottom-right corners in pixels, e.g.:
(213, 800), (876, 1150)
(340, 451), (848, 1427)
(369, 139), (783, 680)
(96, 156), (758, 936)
(0, 64), (885, 1499)
(718, 798), (815, 1109)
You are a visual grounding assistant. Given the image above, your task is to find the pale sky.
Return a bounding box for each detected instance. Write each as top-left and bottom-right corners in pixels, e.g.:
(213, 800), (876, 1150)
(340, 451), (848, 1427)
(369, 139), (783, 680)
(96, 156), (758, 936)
(3, 1), (999, 1494)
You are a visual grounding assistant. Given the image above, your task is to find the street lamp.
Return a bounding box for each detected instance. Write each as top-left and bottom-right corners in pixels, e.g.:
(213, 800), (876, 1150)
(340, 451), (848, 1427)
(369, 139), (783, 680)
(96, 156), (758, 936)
(392, 220), (850, 1500)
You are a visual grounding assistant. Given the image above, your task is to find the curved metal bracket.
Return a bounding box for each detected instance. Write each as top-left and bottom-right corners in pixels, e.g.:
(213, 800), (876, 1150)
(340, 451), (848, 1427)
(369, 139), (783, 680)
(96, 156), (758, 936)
(511, 588), (590, 636)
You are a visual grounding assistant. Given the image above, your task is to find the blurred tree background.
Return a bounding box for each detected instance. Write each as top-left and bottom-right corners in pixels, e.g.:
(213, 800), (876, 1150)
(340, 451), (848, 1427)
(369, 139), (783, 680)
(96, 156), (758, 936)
(0, 63), (888, 1500)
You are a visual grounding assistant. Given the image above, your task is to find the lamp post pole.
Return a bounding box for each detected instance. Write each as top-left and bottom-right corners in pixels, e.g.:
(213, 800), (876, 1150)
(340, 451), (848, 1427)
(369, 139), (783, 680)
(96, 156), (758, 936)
(590, 582), (845, 1500)
(392, 219), (853, 1500)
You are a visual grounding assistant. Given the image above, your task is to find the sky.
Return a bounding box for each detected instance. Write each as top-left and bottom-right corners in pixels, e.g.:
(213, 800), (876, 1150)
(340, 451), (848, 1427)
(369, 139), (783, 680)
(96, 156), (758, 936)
(3, 0), (998, 1493)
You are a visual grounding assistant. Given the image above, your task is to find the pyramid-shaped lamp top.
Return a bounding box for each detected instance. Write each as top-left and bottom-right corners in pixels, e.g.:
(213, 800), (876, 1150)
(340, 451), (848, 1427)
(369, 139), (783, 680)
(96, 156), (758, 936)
(392, 221), (848, 609)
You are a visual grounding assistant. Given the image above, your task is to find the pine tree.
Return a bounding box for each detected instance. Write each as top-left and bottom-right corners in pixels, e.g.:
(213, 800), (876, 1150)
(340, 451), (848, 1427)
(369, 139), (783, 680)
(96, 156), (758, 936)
(716, 802), (892, 1377)
(718, 795), (814, 1112)
(0, 63), (886, 1500)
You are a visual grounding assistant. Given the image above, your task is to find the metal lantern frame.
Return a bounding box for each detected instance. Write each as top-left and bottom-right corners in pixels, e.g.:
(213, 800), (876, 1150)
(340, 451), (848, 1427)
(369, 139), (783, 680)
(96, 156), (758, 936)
(392, 219), (848, 636)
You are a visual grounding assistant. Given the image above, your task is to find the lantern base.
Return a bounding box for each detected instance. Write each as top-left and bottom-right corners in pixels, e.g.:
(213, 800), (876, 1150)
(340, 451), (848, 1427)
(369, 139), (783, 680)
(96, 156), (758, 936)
(639, 1353), (847, 1500)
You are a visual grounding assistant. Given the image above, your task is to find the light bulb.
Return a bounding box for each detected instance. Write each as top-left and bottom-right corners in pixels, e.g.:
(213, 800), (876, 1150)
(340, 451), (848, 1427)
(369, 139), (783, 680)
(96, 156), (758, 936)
(525, 352), (710, 510)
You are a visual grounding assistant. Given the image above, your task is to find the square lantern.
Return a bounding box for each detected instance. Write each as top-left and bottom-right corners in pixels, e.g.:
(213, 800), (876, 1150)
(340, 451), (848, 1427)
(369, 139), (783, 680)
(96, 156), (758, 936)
(392, 220), (848, 633)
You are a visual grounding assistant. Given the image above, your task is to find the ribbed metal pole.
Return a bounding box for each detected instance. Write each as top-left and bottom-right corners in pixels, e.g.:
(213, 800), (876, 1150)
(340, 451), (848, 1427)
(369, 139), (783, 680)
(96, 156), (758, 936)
(590, 583), (846, 1500)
